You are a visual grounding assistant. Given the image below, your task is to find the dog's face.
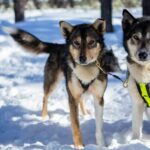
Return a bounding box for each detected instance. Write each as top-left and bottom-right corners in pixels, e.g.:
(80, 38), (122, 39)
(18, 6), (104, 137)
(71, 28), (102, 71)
(122, 9), (150, 65)
(60, 19), (106, 65)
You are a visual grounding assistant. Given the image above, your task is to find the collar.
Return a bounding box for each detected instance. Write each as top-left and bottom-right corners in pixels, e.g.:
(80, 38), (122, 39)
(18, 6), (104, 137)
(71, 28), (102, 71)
(136, 82), (150, 107)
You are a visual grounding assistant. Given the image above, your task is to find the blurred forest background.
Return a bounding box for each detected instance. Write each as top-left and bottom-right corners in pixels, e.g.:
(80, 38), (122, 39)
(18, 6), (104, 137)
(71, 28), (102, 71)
(0, 0), (150, 32)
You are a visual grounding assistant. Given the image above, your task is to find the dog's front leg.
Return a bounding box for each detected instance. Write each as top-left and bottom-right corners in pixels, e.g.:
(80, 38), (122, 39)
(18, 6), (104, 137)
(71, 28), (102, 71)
(132, 101), (144, 139)
(68, 95), (84, 149)
(91, 79), (106, 147)
(128, 76), (145, 139)
(67, 80), (84, 149)
(94, 96), (105, 147)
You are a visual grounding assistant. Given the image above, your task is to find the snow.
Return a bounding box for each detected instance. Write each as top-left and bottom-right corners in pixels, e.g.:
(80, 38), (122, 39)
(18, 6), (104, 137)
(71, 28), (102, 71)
(0, 8), (150, 150)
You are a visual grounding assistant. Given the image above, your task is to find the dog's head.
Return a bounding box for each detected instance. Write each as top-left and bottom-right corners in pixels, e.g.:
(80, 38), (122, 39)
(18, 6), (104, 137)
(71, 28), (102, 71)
(59, 19), (106, 65)
(122, 9), (150, 65)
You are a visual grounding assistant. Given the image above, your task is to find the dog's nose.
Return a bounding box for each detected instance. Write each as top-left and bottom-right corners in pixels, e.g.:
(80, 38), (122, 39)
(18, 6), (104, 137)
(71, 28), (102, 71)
(138, 52), (148, 61)
(79, 56), (86, 63)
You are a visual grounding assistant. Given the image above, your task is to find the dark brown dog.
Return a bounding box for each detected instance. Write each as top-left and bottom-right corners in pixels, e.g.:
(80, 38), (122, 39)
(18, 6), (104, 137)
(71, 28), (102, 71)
(4, 19), (119, 148)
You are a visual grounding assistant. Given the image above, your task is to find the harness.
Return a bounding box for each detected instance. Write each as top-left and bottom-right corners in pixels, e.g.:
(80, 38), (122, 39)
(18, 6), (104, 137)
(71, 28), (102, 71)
(78, 79), (95, 91)
(136, 82), (150, 107)
(96, 60), (128, 88)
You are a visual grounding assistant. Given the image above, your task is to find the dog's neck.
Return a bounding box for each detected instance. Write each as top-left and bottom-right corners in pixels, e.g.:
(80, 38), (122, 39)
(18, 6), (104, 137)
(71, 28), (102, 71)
(127, 58), (150, 83)
(68, 58), (100, 85)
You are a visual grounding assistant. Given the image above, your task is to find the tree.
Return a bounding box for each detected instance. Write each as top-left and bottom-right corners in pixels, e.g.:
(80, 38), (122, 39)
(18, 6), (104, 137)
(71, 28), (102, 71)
(69, 0), (74, 7)
(100, 0), (113, 32)
(13, 0), (27, 22)
(33, 0), (42, 9)
(142, 0), (150, 16)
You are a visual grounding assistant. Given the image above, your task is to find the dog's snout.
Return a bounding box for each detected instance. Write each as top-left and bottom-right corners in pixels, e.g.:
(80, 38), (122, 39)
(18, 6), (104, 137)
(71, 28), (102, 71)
(138, 52), (148, 61)
(79, 56), (86, 63)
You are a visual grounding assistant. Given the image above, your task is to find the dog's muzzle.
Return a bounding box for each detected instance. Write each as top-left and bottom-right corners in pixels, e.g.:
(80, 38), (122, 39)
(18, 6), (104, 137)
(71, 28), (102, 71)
(136, 49), (149, 61)
(79, 56), (87, 64)
(138, 51), (148, 61)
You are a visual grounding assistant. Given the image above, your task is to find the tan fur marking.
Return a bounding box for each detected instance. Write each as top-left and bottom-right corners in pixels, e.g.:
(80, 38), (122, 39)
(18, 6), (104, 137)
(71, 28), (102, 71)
(22, 33), (35, 42)
(73, 63), (99, 84)
(69, 45), (80, 60)
(127, 39), (139, 58)
(42, 70), (62, 118)
(86, 43), (101, 62)
(68, 76), (84, 148)
(75, 36), (81, 43)
(68, 99), (83, 148)
(68, 75), (84, 102)
(38, 43), (45, 50)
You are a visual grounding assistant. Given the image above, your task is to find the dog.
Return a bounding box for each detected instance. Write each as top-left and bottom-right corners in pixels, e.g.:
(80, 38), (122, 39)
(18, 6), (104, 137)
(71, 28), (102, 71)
(122, 9), (150, 140)
(3, 19), (119, 148)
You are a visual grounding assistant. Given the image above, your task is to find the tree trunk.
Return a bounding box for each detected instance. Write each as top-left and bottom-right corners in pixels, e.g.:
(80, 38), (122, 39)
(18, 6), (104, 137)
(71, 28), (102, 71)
(142, 0), (150, 16)
(70, 0), (74, 7)
(33, 0), (42, 9)
(48, 0), (56, 7)
(13, 0), (27, 22)
(100, 0), (113, 32)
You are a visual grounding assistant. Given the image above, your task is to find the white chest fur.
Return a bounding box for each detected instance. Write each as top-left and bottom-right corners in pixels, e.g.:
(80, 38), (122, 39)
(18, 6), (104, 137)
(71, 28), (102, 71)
(72, 64), (99, 84)
(128, 62), (150, 83)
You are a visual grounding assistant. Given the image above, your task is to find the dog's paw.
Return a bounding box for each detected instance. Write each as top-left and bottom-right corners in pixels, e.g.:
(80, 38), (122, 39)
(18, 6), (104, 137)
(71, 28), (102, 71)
(72, 144), (84, 149)
(96, 135), (106, 147)
(131, 134), (141, 140)
(41, 114), (50, 121)
(97, 141), (106, 147)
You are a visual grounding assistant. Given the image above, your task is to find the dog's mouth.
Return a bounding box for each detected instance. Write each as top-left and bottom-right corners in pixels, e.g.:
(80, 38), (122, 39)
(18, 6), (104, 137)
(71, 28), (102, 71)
(75, 58), (97, 66)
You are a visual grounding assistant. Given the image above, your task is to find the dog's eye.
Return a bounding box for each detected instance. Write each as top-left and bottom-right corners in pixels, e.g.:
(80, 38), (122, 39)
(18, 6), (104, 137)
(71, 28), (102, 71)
(133, 35), (139, 41)
(88, 40), (96, 47)
(73, 40), (80, 48)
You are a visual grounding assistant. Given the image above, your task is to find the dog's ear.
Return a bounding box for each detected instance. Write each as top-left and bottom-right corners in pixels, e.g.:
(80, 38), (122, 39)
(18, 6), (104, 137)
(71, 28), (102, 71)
(122, 9), (137, 31)
(92, 19), (106, 34)
(59, 21), (73, 39)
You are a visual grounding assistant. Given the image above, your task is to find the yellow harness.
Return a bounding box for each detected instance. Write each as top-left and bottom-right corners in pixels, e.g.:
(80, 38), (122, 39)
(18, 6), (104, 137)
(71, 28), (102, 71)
(139, 83), (150, 107)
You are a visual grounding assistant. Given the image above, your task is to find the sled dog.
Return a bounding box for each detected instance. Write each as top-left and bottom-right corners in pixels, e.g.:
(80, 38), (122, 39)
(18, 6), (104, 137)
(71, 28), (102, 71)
(122, 9), (150, 139)
(4, 19), (119, 148)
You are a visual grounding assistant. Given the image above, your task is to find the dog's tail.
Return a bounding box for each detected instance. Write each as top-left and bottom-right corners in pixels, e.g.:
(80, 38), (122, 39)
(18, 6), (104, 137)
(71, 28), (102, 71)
(3, 26), (65, 54)
(145, 107), (150, 120)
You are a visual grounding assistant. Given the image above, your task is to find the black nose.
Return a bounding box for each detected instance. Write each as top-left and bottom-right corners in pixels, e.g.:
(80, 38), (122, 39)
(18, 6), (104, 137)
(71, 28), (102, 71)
(138, 52), (148, 61)
(79, 56), (86, 63)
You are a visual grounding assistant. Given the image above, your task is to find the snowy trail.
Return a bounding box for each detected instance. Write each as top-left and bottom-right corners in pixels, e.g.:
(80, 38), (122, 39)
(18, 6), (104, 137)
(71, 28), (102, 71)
(0, 8), (150, 150)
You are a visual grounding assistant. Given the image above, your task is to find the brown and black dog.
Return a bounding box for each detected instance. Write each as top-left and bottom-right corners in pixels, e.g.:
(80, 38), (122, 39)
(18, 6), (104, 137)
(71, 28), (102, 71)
(4, 19), (119, 148)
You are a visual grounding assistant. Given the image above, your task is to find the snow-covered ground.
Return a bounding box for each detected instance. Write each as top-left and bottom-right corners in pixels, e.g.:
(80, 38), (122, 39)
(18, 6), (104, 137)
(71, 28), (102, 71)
(0, 8), (150, 150)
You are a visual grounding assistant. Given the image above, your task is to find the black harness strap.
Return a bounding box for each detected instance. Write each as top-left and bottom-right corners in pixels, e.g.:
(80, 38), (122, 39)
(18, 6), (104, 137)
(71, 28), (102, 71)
(78, 79), (95, 91)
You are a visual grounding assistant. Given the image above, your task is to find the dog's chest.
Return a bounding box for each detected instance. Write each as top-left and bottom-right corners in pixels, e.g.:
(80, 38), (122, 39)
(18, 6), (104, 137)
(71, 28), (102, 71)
(128, 63), (150, 83)
(73, 64), (100, 84)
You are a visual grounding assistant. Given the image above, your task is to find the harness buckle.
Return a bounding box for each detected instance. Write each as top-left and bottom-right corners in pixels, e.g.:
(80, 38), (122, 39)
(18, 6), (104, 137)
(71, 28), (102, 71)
(123, 79), (128, 88)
